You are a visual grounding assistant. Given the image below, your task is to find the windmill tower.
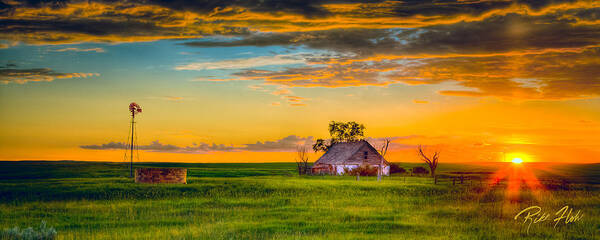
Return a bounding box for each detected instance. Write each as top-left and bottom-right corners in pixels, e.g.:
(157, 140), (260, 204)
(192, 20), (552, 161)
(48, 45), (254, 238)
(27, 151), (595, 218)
(126, 102), (142, 178)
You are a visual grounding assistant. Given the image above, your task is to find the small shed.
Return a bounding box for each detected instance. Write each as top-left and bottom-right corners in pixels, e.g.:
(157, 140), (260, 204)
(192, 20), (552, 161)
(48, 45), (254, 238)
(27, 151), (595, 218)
(311, 140), (390, 175)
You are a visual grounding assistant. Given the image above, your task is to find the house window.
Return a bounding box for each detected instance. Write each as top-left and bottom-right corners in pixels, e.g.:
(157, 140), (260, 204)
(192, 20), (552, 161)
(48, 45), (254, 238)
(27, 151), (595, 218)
(364, 151), (368, 159)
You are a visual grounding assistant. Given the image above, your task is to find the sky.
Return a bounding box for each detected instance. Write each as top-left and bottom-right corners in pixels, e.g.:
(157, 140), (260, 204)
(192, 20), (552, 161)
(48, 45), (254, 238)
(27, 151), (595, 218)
(0, 0), (599, 163)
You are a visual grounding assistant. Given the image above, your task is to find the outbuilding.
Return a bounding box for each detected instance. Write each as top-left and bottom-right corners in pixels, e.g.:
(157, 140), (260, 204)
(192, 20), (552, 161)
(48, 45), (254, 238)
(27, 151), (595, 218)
(311, 140), (390, 175)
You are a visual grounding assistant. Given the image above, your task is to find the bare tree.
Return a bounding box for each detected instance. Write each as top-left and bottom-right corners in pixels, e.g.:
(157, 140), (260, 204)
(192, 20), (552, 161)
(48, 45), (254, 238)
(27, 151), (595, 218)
(378, 138), (390, 158)
(296, 145), (310, 175)
(417, 144), (440, 184)
(377, 138), (391, 181)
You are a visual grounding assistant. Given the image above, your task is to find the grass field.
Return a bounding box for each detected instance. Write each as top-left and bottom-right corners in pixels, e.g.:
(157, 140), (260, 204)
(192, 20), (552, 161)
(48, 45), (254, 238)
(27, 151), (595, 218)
(0, 161), (599, 239)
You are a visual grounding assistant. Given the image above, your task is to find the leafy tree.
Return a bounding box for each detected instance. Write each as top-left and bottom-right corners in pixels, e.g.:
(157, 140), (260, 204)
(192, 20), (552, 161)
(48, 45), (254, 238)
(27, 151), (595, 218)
(389, 163), (406, 174)
(312, 139), (329, 152)
(313, 121), (365, 152)
(412, 166), (429, 175)
(328, 121), (365, 143)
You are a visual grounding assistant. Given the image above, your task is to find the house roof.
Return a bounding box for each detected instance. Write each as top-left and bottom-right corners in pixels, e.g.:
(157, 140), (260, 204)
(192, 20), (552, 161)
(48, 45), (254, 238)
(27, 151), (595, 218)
(313, 140), (389, 166)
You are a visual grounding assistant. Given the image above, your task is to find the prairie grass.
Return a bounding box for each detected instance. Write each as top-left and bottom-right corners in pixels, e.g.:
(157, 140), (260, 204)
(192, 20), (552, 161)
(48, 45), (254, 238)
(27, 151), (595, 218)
(0, 161), (598, 239)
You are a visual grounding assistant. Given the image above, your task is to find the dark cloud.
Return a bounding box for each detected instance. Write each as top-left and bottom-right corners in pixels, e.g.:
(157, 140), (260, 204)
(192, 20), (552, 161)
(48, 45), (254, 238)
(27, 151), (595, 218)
(142, 0), (333, 17)
(80, 141), (127, 150)
(244, 135), (314, 151)
(0, 1), (250, 44)
(81, 135), (425, 153)
(182, 33), (296, 47)
(2, 1), (598, 101)
(233, 60), (403, 87)
(1, 19), (160, 36)
(180, 8), (600, 100)
(182, 28), (397, 56)
(6, 0), (580, 15)
(80, 140), (236, 153)
(144, 0), (583, 19)
(1, 0), (595, 45)
(0, 63), (18, 68)
(390, 47), (600, 100)
(81, 135), (314, 153)
(0, 18), (246, 44)
(223, 46), (600, 100)
(0, 67), (98, 84)
(185, 13), (600, 58)
(4, 0), (552, 18)
(5, 0), (70, 9)
(393, 13), (600, 56)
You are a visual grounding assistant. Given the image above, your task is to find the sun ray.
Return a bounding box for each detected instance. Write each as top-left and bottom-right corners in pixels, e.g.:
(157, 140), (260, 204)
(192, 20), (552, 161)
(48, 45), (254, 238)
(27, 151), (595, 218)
(477, 158), (547, 207)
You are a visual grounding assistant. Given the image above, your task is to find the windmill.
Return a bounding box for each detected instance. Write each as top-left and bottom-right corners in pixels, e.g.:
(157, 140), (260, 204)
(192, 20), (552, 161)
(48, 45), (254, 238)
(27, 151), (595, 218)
(126, 102), (142, 178)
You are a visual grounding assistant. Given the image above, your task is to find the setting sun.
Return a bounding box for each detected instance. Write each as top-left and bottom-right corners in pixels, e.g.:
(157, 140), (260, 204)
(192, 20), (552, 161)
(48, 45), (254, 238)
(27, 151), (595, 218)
(511, 158), (523, 164)
(505, 152), (532, 163)
(1, 1), (599, 239)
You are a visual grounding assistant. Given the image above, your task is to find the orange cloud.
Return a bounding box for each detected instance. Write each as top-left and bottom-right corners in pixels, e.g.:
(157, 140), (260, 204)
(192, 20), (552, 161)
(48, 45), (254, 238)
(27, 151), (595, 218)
(0, 67), (99, 84)
(285, 96), (305, 102)
(290, 103), (306, 107)
(271, 88), (292, 96)
(1, 0), (598, 44)
(233, 61), (401, 87)
(51, 47), (105, 53)
(164, 96), (184, 101)
(393, 48), (600, 100)
(325, 45), (600, 65)
(218, 47), (600, 101)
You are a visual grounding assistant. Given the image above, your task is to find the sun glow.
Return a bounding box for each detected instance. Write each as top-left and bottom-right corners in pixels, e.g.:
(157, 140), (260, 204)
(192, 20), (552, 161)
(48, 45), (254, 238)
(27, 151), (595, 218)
(504, 152), (532, 163)
(511, 157), (523, 164)
(485, 157), (545, 204)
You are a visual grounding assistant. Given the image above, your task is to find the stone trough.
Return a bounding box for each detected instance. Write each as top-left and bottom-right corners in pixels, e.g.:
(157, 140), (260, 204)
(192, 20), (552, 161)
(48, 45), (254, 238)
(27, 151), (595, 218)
(135, 168), (187, 184)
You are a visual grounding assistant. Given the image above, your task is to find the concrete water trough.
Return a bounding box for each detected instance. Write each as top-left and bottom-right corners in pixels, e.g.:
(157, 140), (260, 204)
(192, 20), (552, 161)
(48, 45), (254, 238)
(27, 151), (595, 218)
(134, 168), (187, 184)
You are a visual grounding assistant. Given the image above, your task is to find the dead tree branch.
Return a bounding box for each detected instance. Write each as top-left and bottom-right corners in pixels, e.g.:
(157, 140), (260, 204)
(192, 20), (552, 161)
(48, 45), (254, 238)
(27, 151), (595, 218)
(417, 144), (440, 181)
(296, 145), (310, 175)
(377, 138), (391, 181)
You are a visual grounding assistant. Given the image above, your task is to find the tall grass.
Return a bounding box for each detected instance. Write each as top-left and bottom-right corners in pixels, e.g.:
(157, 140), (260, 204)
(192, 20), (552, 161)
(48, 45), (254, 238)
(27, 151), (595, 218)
(2, 221), (56, 240)
(0, 162), (598, 239)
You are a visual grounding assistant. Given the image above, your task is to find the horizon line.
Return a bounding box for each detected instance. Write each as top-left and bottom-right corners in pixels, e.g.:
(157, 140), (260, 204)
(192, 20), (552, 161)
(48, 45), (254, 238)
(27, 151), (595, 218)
(1, 160), (598, 165)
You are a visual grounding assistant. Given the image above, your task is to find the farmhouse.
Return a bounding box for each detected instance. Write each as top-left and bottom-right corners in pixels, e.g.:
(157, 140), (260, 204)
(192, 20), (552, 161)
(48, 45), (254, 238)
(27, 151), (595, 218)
(312, 140), (390, 175)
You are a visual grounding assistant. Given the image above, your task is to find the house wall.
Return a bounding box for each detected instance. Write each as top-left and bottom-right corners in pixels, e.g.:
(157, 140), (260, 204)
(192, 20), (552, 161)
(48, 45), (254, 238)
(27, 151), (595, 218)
(338, 144), (390, 175)
(333, 164), (390, 175)
(335, 164), (358, 175)
(311, 164), (333, 174)
(381, 165), (390, 175)
(348, 145), (389, 166)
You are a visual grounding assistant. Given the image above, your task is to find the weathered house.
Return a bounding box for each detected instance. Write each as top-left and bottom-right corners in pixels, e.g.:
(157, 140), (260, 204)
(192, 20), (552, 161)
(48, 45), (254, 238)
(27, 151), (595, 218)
(311, 140), (390, 175)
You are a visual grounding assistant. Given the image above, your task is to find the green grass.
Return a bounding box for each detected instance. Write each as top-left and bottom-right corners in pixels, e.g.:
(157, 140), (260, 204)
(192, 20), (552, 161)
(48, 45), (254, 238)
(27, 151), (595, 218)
(0, 161), (598, 239)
